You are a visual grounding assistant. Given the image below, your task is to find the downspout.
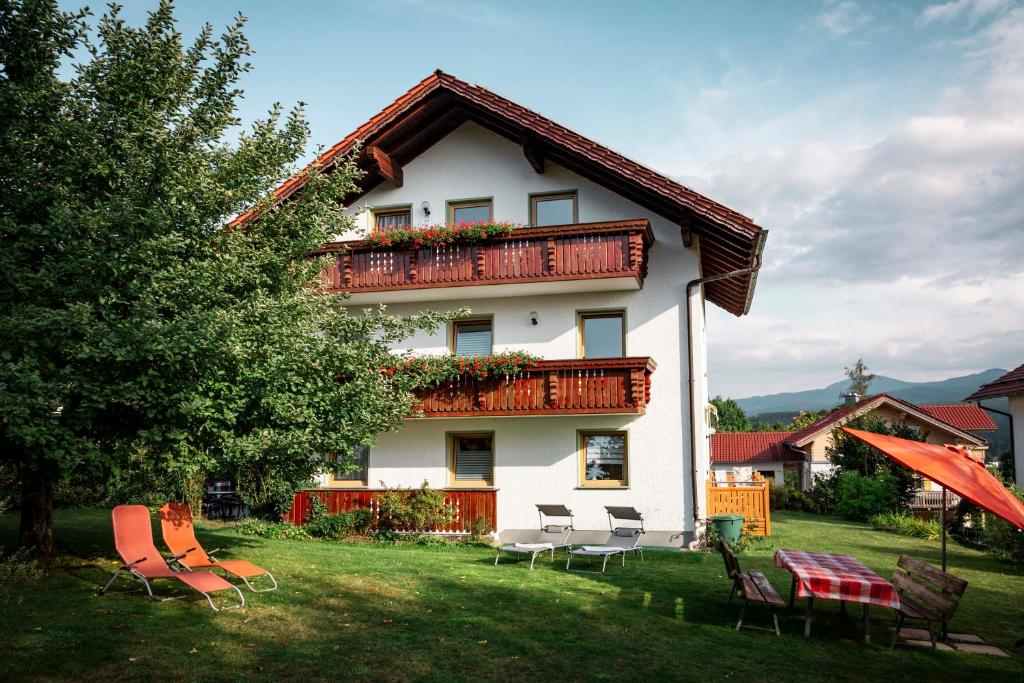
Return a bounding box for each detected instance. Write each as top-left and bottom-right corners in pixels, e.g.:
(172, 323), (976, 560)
(685, 254), (763, 525)
(974, 401), (1014, 474)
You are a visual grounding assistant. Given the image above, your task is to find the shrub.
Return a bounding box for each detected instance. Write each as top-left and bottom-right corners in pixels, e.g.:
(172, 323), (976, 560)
(470, 516), (493, 541)
(983, 483), (1024, 562)
(869, 512), (941, 541)
(769, 483), (789, 511)
(234, 518), (312, 541)
(0, 547), (44, 600)
(835, 471), (900, 521)
(806, 471), (841, 514)
(785, 483), (814, 512)
(375, 481), (454, 531)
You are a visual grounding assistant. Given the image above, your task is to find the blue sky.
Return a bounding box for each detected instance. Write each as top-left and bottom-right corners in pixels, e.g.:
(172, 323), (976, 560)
(77, 1), (1024, 397)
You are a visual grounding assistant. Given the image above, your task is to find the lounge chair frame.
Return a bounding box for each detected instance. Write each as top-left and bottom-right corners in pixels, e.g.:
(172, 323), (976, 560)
(169, 546), (279, 593)
(494, 505), (575, 569)
(566, 506), (645, 573)
(101, 552), (246, 611)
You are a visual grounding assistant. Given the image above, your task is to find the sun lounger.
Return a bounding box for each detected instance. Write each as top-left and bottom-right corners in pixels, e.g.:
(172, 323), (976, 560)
(566, 506), (645, 573)
(159, 503), (278, 592)
(494, 505), (574, 569)
(101, 505), (245, 610)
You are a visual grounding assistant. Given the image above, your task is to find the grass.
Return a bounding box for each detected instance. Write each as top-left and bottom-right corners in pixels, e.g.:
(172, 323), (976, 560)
(1, 510), (1022, 682)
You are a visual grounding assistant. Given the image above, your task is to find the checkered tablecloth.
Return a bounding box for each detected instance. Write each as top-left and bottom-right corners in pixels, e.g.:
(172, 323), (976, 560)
(773, 549), (901, 609)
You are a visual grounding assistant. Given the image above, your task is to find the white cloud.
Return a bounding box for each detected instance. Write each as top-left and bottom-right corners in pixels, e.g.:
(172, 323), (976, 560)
(817, 0), (873, 35)
(919, 0), (1009, 25)
(696, 8), (1024, 397)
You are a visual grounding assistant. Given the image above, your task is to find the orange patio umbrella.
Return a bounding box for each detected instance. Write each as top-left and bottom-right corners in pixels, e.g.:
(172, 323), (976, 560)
(842, 427), (1024, 569)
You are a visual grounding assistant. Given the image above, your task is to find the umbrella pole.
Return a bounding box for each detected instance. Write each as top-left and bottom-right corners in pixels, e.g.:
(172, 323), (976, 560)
(941, 486), (947, 573)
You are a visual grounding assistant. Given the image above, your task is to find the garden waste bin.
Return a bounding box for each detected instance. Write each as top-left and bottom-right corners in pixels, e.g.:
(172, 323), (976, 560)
(709, 514), (744, 545)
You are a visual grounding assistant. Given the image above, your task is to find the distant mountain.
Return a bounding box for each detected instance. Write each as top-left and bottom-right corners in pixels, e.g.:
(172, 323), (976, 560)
(734, 368), (1012, 457)
(733, 368), (1008, 415)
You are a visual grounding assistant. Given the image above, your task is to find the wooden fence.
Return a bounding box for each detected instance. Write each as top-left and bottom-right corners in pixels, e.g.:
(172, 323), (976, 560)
(284, 488), (497, 535)
(707, 472), (771, 536)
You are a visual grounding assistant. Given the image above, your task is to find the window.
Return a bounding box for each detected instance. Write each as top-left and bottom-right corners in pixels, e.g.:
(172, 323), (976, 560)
(451, 318), (492, 357)
(757, 469), (776, 483)
(530, 191), (577, 226)
(448, 198), (492, 224)
(331, 445), (369, 486)
(578, 311), (625, 359)
(372, 206), (412, 229)
(450, 433), (494, 486)
(579, 431), (627, 487)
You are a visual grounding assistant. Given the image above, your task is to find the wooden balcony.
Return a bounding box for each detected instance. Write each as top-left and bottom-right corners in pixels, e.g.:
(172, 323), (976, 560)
(284, 488), (497, 533)
(412, 357), (656, 418)
(319, 219), (653, 303)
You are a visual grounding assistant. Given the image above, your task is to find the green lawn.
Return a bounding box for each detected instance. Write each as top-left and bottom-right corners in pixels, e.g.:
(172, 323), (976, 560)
(1, 510), (1022, 682)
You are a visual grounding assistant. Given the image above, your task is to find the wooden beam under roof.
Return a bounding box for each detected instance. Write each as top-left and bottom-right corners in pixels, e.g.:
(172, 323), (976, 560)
(369, 146), (403, 187)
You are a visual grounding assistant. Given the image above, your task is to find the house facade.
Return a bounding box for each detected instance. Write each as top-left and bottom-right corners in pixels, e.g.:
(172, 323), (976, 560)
(711, 394), (996, 499)
(966, 363), (1024, 485)
(260, 72), (767, 544)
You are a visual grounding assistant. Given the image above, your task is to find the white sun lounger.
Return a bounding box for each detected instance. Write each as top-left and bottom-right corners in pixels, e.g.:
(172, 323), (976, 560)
(566, 506), (645, 573)
(495, 505), (574, 569)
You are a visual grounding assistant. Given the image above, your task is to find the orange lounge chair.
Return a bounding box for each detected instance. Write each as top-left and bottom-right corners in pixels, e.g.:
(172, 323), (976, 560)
(101, 505), (245, 610)
(160, 503), (278, 592)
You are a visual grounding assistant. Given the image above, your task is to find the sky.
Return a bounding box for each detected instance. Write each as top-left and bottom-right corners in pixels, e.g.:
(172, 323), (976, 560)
(72, 0), (1024, 398)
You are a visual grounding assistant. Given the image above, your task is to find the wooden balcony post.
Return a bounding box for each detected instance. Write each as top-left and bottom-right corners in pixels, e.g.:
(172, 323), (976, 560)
(475, 245), (486, 278)
(628, 233), (642, 272)
(342, 253), (353, 288)
(629, 368), (645, 407)
(546, 237), (556, 274)
(476, 380), (487, 411)
(409, 249), (418, 283)
(547, 370), (558, 408)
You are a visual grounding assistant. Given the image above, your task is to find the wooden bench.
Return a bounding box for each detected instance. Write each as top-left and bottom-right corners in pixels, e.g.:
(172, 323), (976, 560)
(890, 554), (968, 649)
(719, 539), (785, 636)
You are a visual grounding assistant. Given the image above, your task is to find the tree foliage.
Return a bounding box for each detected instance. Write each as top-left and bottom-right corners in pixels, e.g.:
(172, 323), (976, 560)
(844, 358), (875, 398)
(710, 396), (751, 432)
(0, 1), (453, 554)
(825, 415), (922, 509)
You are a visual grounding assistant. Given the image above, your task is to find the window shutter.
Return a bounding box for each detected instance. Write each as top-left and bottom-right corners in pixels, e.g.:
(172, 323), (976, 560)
(454, 323), (492, 357)
(455, 447), (493, 482)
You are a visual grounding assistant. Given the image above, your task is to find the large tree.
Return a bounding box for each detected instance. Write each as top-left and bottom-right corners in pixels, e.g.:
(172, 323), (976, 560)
(710, 396), (751, 432)
(0, 1), (450, 555)
(844, 358), (876, 398)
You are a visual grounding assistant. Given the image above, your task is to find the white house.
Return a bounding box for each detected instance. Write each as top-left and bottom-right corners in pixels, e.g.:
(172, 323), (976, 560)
(261, 72), (767, 545)
(966, 364), (1024, 485)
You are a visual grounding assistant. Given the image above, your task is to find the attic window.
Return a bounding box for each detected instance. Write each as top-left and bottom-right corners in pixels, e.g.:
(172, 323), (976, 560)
(530, 191), (577, 226)
(448, 198), (492, 224)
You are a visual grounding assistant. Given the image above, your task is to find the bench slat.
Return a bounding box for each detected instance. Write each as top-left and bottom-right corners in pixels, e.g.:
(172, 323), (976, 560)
(891, 571), (957, 618)
(897, 555), (968, 596)
(741, 571), (785, 606)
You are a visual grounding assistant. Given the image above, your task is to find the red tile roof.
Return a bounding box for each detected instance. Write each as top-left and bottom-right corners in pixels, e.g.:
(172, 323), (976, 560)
(234, 71), (767, 316)
(785, 393), (987, 447)
(918, 404), (997, 431)
(964, 364), (1024, 401)
(711, 431), (804, 463)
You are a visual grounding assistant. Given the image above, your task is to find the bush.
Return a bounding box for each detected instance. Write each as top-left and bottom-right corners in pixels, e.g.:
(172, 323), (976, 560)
(769, 483), (789, 511)
(0, 547), (44, 600)
(869, 512), (941, 541)
(303, 496), (373, 540)
(785, 484), (814, 512)
(234, 518), (312, 541)
(835, 471), (900, 521)
(983, 483), (1024, 562)
(806, 471), (841, 514)
(375, 481), (454, 531)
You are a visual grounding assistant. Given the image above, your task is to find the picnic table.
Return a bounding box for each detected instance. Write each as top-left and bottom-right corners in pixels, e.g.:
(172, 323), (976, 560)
(773, 549), (901, 643)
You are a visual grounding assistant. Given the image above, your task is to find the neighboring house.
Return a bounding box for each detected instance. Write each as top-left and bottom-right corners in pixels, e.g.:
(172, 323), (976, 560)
(711, 394), (995, 493)
(966, 363), (1024, 485)
(261, 72), (767, 544)
(710, 431), (803, 485)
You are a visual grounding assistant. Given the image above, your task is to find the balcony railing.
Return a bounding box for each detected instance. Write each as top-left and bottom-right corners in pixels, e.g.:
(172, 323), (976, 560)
(318, 219), (653, 296)
(411, 357), (656, 417)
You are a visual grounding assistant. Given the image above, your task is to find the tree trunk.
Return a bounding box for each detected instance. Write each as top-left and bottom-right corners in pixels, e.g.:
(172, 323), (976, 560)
(19, 464), (55, 559)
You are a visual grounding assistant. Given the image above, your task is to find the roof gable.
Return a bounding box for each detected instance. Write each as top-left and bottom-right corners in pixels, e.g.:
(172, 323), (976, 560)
(785, 394), (987, 448)
(237, 71), (767, 316)
(965, 364), (1024, 401)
